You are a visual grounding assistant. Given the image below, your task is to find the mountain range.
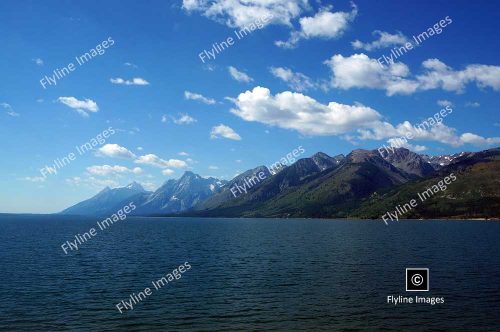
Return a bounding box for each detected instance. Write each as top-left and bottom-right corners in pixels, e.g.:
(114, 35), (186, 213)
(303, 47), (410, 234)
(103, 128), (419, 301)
(60, 147), (500, 219)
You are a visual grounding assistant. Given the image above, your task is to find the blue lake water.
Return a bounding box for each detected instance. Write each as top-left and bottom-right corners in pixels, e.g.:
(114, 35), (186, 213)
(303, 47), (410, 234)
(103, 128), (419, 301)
(0, 214), (499, 331)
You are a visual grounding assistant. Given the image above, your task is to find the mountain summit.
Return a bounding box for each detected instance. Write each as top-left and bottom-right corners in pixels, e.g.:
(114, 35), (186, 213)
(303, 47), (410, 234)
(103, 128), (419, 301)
(60, 182), (150, 216)
(131, 171), (226, 215)
(125, 181), (146, 192)
(381, 148), (435, 177)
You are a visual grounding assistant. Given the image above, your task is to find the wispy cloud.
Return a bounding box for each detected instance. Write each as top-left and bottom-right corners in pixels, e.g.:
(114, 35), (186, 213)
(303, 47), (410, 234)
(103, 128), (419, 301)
(465, 101), (480, 108)
(269, 67), (318, 92)
(135, 154), (187, 168)
(184, 91), (216, 104)
(97, 144), (188, 171)
(21, 176), (46, 182)
(162, 114), (197, 124)
(110, 77), (150, 85)
(203, 64), (216, 72)
(32, 58), (44, 66)
(66, 176), (120, 188)
(86, 165), (143, 176)
(351, 30), (409, 51)
(162, 169), (175, 175)
(210, 124), (242, 140)
(228, 66), (253, 83)
(1, 102), (20, 117)
(57, 97), (99, 117)
(173, 113), (197, 125)
(124, 62), (138, 68)
(437, 100), (453, 107)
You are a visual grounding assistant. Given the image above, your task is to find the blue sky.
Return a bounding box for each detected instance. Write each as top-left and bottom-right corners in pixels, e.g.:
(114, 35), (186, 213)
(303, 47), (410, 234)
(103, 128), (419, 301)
(0, 0), (499, 213)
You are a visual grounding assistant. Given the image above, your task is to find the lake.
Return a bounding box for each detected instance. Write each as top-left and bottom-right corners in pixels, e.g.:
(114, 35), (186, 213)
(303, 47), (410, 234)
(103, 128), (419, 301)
(0, 214), (499, 331)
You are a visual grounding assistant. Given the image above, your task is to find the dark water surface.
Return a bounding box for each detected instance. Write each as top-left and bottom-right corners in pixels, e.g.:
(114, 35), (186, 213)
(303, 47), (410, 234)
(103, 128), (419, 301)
(0, 215), (499, 331)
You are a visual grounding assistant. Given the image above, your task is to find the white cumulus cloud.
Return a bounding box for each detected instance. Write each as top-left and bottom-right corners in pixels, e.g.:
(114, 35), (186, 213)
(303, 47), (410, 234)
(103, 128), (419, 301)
(324, 53), (419, 96)
(416, 59), (500, 93)
(229, 86), (500, 148)
(275, 4), (357, 49)
(459, 133), (500, 146)
(182, 0), (308, 29)
(98, 144), (137, 159)
(325, 54), (500, 95)
(229, 86), (381, 136)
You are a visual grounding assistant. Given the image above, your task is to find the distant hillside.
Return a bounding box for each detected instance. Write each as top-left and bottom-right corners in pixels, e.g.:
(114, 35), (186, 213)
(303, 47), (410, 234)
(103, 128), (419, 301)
(352, 148), (500, 219)
(185, 147), (500, 219)
(188, 149), (411, 218)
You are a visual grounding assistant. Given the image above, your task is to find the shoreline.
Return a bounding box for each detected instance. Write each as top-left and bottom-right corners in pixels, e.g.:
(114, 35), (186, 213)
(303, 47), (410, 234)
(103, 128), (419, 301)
(0, 213), (499, 221)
